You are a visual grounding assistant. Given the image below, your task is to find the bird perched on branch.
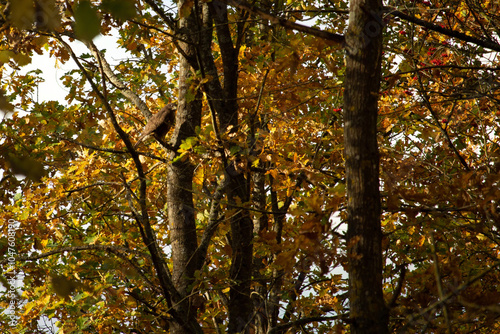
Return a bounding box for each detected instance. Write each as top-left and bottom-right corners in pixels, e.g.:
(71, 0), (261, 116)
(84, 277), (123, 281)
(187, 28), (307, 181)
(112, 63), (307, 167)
(134, 103), (176, 149)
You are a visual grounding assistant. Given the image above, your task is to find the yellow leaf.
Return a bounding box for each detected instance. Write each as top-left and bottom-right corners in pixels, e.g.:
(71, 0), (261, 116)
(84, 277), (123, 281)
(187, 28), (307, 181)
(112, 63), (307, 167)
(408, 226), (416, 235)
(24, 301), (36, 315)
(418, 235), (425, 247)
(477, 234), (487, 241)
(55, 229), (63, 239)
(267, 169), (279, 179)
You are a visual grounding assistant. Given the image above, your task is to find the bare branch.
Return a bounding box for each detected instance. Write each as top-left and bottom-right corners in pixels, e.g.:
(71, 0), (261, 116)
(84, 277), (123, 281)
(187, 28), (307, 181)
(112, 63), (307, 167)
(398, 262), (500, 333)
(86, 42), (152, 119)
(413, 62), (471, 171)
(268, 315), (341, 334)
(429, 232), (452, 334)
(388, 264), (407, 308)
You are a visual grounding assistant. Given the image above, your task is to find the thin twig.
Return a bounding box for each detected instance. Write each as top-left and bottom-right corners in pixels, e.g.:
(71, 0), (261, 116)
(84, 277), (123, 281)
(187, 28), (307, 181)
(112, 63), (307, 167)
(398, 262), (500, 333)
(0, 244), (150, 264)
(221, 0), (345, 44)
(429, 231), (452, 334)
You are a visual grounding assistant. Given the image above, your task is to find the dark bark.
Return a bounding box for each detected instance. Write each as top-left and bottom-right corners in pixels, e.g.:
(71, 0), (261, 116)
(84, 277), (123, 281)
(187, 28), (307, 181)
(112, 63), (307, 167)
(208, 1), (239, 129)
(344, 0), (389, 333)
(226, 173), (254, 333)
(166, 0), (254, 330)
(204, 3), (254, 331)
(268, 176), (285, 328)
(251, 169), (269, 334)
(167, 1), (203, 332)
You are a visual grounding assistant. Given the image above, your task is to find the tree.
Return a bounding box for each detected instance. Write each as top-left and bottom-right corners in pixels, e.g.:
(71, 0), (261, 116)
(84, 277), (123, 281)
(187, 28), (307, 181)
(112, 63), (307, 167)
(344, 0), (388, 332)
(1, 0), (500, 333)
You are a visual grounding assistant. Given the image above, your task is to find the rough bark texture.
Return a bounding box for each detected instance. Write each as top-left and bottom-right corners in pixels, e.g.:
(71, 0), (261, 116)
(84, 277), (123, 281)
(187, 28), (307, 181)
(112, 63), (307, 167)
(344, 0), (389, 333)
(251, 170), (269, 334)
(169, 0), (254, 331)
(227, 174), (254, 333)
(208, 3), (254, 331)
(167, 1), (203, 332)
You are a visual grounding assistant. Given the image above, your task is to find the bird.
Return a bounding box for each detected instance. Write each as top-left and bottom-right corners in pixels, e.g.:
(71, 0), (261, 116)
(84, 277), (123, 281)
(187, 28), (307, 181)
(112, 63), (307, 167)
(134, 103), (176, 149)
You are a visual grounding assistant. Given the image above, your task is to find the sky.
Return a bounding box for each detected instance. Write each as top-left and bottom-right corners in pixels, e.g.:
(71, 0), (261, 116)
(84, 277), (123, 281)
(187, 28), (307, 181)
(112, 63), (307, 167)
(21, 34), (125, 106)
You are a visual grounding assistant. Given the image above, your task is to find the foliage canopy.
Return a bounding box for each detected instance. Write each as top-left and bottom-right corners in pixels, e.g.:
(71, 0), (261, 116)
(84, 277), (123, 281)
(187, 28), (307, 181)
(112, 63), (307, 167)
(1, 0), (500, 333)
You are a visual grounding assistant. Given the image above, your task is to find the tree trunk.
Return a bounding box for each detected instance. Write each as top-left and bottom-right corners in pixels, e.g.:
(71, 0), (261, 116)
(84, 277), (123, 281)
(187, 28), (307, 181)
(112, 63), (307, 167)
(206, 3), (254, 331)
(344, 0), (389, 333)
(167, 1), (203, 332)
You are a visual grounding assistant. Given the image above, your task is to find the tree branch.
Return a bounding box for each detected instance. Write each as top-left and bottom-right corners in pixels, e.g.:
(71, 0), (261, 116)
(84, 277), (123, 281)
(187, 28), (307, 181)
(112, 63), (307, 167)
(414, 66), (471, 171)
(220, 0), (345, 44)
(398, 262), (500, 333)
(55, 134), (168, 162)
(429, 232), (452, 334)
(268, 315), (341, 334)
(0, 244), (150, 265)
(195, 175), (231, 268)
(56, 35), (185, 321)
(388, 264), (406, 308)
(86, 42), (152, 119)
(388, 8), (500, 52)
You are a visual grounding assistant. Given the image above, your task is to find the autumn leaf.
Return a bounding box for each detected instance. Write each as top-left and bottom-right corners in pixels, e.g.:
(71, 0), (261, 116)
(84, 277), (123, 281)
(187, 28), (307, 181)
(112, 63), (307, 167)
(1, 0), (500, 332)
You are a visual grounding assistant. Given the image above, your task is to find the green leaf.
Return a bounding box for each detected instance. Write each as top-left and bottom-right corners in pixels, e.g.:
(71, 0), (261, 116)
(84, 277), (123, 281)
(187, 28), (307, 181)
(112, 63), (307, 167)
(84, 234), (98, 244)
(230, 145), (241, 155)
(74, 0), (101, 41)
(101, 0), (137, 20)
(19, 209), (29, 221)
(172, 152), (188, 164)
(180, 137), (198, 150)
(179, 0), (194, 18)
(194, 145), (207, 154)
(185, 89), (196, 103)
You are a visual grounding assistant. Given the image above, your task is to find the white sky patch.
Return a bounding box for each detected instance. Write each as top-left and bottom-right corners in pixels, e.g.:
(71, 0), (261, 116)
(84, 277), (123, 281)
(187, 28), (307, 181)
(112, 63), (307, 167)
(20, 33), (128, 105)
